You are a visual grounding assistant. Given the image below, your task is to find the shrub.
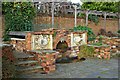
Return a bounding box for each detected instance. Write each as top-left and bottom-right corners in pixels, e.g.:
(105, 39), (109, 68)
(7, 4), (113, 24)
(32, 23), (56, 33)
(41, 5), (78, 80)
(107, 31), (117, 37)
(88, 14), (99, 25)
(73, 25), (96, 41)
(77, 45), (95, 58)
(98, 29), (106, 36)
(117, 30), (120, 34)
(74, 25), (94, 36)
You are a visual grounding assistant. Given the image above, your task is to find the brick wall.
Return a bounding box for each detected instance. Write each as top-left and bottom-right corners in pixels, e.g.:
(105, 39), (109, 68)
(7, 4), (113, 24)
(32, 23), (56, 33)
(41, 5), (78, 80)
(34, 16), (119, 35)
(1, 16), (119, 39)
(87, 18), (118, 35)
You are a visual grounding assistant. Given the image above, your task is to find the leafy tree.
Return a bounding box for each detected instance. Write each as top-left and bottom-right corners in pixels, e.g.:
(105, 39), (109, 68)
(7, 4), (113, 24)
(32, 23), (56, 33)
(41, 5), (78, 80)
(79, 2), (119, 25)
(2, 2), (36, 41)
(81, 2), (119, 12)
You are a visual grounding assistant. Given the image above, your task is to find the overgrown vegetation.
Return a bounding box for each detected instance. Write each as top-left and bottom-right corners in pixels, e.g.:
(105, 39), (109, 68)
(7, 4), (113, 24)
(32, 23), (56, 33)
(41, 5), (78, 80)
(117, 30), (120, 34)
(91, 35), (104, 46)
(81, 2), (118, 13)
(117, 30), (120, 37)
(88, 14), (99, 25)
(77, 45), (95, 58)
(80, 2), (118, 25)
(73, 25), (96, 41)
(2, 2), (36, 41)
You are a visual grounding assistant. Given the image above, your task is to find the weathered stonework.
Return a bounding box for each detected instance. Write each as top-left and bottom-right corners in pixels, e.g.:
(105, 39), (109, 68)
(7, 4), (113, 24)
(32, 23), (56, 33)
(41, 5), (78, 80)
(10, 39), (26, 52)
(90, 37), (120, 59)
(102, 37), (120, 54)
(1, 44), (15, 61)
(10, 28), (87, 52)
(1, 44), (15, 78)
(25, 50), (59, 73)
(31, 34), (53, 50)
(26, 32), (32, 51)
(93, 45), (111, 59)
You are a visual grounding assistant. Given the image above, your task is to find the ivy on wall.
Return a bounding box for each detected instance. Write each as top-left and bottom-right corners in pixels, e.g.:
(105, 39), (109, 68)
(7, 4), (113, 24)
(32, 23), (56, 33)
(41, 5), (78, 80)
(2, 2), (36, 41)
(78, 13), (99, 25)
(88, 14), (99, 25)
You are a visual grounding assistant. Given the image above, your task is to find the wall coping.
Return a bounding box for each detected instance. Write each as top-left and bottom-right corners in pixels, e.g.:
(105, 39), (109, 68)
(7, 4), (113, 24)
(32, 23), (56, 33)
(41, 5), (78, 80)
(9, 31), (32, 36)
(10, 38), (25, 41)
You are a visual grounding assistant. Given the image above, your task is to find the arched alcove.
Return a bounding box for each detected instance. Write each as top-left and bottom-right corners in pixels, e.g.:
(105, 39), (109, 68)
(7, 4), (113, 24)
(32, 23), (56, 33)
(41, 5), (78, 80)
(56, 41), (68, 53)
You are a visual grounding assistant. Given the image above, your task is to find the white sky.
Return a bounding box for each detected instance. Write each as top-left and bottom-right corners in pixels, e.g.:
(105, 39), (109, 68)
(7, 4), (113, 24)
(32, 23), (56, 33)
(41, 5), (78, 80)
(69, 0), (83, 5)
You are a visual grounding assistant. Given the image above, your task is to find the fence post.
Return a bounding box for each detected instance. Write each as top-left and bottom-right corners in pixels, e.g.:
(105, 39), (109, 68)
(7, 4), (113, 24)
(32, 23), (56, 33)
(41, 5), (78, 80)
(118, 2), (120, 30)
(74, 5), (77, 27)
(52, 1), (54, 28)
(86, 10), (89, 26)
(104, 12), (107, 31)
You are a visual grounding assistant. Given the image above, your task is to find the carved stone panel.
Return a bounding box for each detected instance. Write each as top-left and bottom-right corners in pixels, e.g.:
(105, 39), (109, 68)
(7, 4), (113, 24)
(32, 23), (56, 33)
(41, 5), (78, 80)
(71, 32), (87, 47)
(31, 34), (53, 50)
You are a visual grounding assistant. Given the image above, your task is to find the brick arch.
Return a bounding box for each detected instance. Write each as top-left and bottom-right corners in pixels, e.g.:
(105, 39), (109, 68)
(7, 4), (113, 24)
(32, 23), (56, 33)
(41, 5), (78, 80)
(53, 35), (71, 49)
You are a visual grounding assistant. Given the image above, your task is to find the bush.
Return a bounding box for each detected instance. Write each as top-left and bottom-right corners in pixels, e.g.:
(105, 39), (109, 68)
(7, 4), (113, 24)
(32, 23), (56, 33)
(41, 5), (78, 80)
(107, 31), (117, 37)
(98, 29), (106, 36)
(74, 25), (94, 36)
(77, 45), (95, 58)
(73, 25), (96, 41)
(88, 14), (99, 25)
(117, 30), (120, 34)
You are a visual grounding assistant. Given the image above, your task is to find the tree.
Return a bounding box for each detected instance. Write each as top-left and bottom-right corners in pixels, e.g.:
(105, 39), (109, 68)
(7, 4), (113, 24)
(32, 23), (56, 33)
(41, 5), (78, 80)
(81, 2), (119, 12)
(2, 2), (36, 41)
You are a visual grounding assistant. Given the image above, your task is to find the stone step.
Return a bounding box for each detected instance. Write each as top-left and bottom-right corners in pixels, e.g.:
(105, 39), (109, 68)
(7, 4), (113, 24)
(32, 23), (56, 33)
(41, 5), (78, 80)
(16, 69), (44, 75)
(13, 51), (35, 59)
(16, 65), (43, 72)
(15, 60), (38, 65)
(16, 65), (44, 74)
(17, 57), (36, 61)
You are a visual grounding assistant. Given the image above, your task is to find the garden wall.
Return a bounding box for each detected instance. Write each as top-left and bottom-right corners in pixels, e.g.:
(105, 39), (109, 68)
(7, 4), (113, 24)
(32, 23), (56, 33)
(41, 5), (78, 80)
(34, 16), (119, 35)
(1, 16), (118, 39)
